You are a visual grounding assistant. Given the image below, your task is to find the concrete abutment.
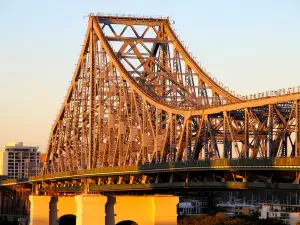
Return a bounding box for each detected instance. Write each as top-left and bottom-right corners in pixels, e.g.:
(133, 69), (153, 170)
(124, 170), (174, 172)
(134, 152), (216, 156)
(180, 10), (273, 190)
(29, 194), (178, 225)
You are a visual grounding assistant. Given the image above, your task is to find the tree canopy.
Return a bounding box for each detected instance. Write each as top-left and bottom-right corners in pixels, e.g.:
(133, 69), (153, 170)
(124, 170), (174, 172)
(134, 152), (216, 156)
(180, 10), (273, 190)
(178, 214), (285, 225)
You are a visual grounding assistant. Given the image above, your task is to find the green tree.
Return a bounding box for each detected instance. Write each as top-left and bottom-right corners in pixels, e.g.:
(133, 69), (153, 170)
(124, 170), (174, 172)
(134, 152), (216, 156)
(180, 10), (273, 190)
(178, 215), (223, 225)
(178, 214), (286, 225)
(223, 218), (247, 225)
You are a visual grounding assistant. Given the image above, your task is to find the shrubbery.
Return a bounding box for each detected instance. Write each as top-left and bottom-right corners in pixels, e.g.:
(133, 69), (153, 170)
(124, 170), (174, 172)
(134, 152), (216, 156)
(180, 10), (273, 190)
(178, 214), (285, 225)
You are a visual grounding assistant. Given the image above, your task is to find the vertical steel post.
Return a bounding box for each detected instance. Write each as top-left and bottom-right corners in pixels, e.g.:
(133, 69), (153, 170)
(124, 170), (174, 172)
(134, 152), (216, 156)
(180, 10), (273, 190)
(170, 114), (176, 161)
(296, 101), (300, 157)
(244, 108), (249, 158)
(223, 112), (228, 158)
(185, 119), (192, 161)
(88, 21), (96, 169)
(268, 104), (273, 157)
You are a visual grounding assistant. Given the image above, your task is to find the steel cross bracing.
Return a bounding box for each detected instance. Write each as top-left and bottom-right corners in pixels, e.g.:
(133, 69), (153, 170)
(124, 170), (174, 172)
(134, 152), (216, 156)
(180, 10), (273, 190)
(43, 15), (300, 174)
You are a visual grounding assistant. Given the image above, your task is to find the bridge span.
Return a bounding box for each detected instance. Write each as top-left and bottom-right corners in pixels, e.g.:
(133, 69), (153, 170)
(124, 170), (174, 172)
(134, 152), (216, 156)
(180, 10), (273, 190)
(1, 157), (300, 199)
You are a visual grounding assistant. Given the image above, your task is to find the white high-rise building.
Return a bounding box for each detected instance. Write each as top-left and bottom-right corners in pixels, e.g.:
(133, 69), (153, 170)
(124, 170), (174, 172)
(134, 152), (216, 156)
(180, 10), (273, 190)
(0, 142), (41, 179)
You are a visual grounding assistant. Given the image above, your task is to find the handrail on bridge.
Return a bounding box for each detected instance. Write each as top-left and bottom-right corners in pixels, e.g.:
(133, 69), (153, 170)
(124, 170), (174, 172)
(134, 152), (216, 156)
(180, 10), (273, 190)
(240, 86), (300, 101)
(0, 178), (28, 185)
(28, 157), (300, 182)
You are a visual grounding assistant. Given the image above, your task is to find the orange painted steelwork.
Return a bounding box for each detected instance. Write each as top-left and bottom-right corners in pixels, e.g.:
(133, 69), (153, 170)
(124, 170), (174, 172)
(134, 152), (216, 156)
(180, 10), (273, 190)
(43, 15), (300, 174)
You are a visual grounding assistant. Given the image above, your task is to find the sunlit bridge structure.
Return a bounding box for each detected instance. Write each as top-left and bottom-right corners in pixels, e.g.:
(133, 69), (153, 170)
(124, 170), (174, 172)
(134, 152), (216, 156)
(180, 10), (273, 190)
(1, 15), (300, 224)
(44, 14), (241, 172)
(43, 14), (300, 172)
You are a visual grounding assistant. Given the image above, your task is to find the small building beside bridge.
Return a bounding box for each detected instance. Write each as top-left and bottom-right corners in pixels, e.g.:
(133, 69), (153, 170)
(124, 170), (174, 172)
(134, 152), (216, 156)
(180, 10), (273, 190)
(0, 142), (42, 179)
(260, 203), (300, 225)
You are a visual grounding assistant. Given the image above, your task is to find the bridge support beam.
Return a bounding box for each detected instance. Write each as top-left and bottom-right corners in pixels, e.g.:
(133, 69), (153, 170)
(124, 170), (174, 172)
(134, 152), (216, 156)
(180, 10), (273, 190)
(29, 195), (51, 225)
(75, 194), (107, 225)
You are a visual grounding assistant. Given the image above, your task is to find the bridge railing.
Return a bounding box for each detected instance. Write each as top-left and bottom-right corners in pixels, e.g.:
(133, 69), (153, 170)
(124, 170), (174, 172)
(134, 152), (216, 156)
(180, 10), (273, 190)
(140, 157), (300, 170)
(29, 157), (300, 182)
(30, 165), (139, 181)
(0, 178), (28, 185)
(240, 86), (300, 101)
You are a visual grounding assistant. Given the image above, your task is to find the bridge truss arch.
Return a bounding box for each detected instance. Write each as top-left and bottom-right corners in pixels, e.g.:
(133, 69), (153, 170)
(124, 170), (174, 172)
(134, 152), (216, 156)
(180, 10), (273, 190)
(43, 15), (300, 174)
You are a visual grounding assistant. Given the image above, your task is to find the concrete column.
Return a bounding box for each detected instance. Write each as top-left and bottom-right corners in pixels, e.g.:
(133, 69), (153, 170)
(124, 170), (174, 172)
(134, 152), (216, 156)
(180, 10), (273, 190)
(75, 194), (107, 225)
(29, 195), (51, 225)
(153, 195), (179, 225)
(105, 196), (116, 225)
(49, 197), (58, 225)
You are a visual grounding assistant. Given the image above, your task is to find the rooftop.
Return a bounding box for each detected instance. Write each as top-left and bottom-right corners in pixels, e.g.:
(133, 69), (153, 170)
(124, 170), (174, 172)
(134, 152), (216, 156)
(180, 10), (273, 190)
(1, 142), (39, 152)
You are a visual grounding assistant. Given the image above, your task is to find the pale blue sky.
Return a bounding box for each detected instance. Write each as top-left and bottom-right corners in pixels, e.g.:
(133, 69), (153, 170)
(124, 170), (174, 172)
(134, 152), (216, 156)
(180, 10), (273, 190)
(0, 0), (299, 152)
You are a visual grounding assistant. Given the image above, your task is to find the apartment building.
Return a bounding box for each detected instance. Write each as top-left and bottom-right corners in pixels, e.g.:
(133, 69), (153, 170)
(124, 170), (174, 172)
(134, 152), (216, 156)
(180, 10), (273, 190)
(0, 142), (41, 179)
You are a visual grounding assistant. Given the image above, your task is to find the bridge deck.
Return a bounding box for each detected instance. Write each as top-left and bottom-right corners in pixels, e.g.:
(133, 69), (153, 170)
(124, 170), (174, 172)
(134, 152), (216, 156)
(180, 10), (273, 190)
(1, 158), (300, 192)
(31, 157), (300, 182)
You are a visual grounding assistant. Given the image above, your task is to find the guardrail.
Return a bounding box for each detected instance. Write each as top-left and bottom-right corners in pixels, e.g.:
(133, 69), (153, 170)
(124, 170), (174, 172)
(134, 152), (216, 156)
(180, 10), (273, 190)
(240, 86), (300, 101)
(1, 157), (300, 185)
(0, 178), (28, 186)
(28, 157), (300, 182)
(30, 165), (139, 181)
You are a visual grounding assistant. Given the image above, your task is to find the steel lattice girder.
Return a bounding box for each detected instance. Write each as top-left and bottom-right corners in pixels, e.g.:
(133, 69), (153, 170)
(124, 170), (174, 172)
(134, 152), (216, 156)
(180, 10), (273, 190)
(43, 15), (300, 174)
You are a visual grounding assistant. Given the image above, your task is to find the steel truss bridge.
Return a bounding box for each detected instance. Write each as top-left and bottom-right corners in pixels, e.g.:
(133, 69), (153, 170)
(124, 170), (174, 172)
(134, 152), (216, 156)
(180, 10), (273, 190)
(1, 14), (300, 216)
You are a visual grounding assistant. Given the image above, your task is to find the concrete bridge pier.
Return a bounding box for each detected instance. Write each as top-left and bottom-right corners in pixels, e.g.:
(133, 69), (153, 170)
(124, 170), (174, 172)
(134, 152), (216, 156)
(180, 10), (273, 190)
(29, 194), (179, 225)
(29, 195), (51, 225)
(75, 195), (107, 225)
(106, 195), (179, 225)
